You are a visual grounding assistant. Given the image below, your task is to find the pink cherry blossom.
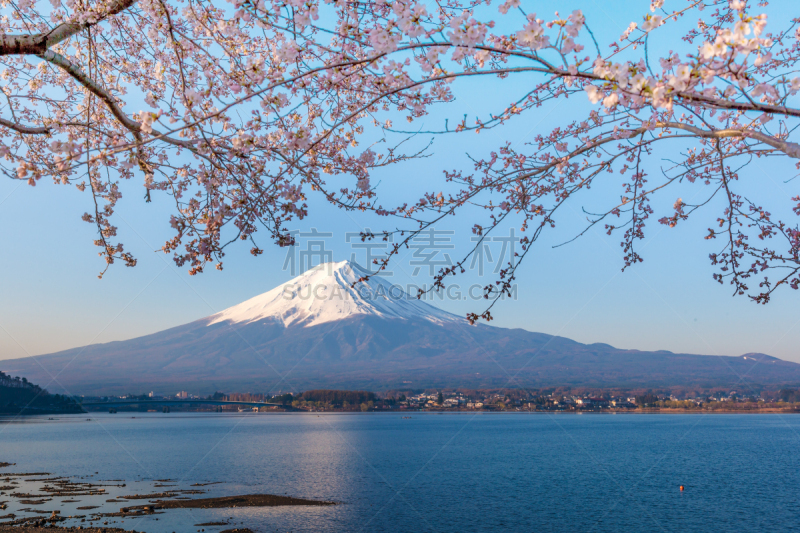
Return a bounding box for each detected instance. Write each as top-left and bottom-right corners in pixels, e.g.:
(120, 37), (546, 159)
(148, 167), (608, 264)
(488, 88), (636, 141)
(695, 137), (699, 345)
(0, 0), (797, 314)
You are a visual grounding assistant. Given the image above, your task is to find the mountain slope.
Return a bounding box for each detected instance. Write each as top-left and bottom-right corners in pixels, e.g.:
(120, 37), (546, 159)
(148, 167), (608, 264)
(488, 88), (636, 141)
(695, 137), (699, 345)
(3, 261), (800, 394)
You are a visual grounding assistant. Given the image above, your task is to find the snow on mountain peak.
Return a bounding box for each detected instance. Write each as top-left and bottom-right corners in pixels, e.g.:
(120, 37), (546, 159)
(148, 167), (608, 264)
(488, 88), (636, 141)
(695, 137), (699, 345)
(206, 260), (465, 328)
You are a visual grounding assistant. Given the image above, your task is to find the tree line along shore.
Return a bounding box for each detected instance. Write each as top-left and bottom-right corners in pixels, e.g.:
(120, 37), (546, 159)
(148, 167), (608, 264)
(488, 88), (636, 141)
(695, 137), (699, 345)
(0, 372), (84, 415)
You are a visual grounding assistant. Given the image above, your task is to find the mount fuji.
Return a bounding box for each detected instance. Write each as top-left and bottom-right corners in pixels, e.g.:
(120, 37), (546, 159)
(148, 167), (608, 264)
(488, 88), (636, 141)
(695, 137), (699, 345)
(206, 259), (465, 329)
(4, 260), (800, 395)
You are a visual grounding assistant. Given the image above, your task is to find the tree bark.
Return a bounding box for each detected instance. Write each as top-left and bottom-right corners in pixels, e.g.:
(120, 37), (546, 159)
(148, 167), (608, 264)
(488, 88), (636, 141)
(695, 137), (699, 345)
(0, 0), (137, 56)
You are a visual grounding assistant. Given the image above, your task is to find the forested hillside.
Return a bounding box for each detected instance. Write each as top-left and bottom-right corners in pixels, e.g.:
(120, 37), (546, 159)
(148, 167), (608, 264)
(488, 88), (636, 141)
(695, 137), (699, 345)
(0, 371), (84, 414)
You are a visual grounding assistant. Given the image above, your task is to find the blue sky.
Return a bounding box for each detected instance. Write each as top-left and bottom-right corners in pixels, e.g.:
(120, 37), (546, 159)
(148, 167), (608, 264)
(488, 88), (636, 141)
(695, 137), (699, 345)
(1, 0), (799, 363)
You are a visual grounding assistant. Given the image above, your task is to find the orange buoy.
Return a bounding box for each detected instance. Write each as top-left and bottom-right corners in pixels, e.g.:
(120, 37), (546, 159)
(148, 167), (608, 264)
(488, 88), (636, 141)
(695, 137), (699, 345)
(679, 485), (684, 491)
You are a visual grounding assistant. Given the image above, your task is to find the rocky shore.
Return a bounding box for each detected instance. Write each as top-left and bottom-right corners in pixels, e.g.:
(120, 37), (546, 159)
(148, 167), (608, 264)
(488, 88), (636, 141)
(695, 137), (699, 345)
(0, 527), (131, 533)
(0, 461), (334, 532)
(0, 526), (253, 533)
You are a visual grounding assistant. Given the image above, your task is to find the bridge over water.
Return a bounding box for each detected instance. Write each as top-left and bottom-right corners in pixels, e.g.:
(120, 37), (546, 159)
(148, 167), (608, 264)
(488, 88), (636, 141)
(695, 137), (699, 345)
(80, 399), (292, 410)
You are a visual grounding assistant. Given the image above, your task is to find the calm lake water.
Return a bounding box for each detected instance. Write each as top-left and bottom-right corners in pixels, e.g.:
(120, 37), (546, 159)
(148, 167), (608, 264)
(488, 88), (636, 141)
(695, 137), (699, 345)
(2, 412), (799, 532)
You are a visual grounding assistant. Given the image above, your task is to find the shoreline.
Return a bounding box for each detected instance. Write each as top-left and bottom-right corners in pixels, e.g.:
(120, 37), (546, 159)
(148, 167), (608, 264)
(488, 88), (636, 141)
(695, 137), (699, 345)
(4, 408), (800, 419)
(75, 407), (800, 414)
(0, 524), (254, 533)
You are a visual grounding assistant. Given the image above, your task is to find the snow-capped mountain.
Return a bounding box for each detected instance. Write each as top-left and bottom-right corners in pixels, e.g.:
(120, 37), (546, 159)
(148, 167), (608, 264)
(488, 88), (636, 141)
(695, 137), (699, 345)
(3, 261), (800, 395)
(207, 260), (463, 328)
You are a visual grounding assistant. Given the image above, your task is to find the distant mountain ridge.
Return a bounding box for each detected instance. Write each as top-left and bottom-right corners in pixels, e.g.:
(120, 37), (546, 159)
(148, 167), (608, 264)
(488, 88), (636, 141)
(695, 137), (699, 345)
(3, 261), (799, 395)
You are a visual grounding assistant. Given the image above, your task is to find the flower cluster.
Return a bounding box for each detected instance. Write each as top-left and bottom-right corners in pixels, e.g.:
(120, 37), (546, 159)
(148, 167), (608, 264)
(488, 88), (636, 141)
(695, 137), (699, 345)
(0, 0), (798, 309)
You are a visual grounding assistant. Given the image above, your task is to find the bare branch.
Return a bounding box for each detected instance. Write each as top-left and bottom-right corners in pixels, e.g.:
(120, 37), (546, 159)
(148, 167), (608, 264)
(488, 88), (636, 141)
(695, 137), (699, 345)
(0, 0), (137, 56)
(0, 117), (49, 134)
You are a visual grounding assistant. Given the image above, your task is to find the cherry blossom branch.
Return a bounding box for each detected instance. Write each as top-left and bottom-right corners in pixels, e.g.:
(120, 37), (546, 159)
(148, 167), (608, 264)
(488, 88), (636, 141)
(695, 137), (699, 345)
(0, 0), (137, 56)
(0, 117), (49, 134)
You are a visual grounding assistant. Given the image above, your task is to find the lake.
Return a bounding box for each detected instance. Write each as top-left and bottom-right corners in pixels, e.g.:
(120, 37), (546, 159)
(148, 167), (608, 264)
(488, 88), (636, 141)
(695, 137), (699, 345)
(1, 412), (799, 532)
